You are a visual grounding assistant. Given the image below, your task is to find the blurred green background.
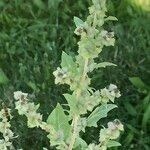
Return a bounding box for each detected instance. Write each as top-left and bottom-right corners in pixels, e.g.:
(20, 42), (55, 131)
(0, 0), (149, 149)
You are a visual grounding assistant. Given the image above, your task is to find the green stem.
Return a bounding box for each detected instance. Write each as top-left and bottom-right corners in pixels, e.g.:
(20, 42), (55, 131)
(68, 58), (89, 150)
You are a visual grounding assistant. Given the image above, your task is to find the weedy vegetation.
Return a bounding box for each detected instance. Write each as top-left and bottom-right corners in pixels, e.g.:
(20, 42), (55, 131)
(0, 0), (124, 150)
(0, 0), (149, 150)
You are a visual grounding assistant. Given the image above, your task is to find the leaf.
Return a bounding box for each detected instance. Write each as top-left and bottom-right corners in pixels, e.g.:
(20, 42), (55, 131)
(87, 104), (117, 127)
(48, 0), (63, 9)
(47, 103), (71, 139)
(123, 101), (137, 116)
(0, 68), (9, 84)
(27, 81), (37, 91)
(105, 16), (118, 21)
(74, 17), (84, 27)
(61, 51), (76, 73)
(33, 0), (45, 9)
(107, 140), (121, 147)
(129, 77), (149, 92)
(92, 0), (100, 5)
(74, 137), (88, 150)
(95, 62), (117, 69)
(126, 124), (140, 135)
(63, 94), (78, 115)
(142, 101), (150, 129)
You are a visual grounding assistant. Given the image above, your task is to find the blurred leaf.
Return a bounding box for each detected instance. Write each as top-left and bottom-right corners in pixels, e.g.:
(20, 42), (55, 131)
(126, 124), (140, 135)
(33, 0), (45, 9)
(142, 100), (150, 129)
(27, 81), (37, 92)
(0, 0), (5, 7)
(87, 104), (117, 127)
(48, 0), (63, 9)
(129, 77), (149, 92)
(123, 101), (137, 116)
(0, 68), (9, 84)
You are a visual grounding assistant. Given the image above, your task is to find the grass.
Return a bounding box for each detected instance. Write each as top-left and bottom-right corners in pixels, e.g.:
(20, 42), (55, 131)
(0, 0), (149, 149)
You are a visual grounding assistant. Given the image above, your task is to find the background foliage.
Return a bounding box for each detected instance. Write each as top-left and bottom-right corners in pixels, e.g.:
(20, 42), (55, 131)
(0, 0), (149, 149)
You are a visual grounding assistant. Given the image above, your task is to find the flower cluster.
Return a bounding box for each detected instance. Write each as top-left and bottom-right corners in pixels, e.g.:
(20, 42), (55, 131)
(14, 91), (57, 147)
(53, 67), (70, 84)
(101, 84), (121, 103)
(14, 91), (42, 128)
(99, 119), (124, 150)
(0, 106), (14, 150)
(85, 119), (124, 150)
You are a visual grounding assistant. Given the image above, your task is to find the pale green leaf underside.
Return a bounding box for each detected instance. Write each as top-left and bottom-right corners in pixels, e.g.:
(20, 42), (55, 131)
(74, 137), (88, 150)
(95, 62), (117, 69)
(47, 103), (71, 139)
(74, 16), (84, 27)
(63, 94), (78, 115)
(105, 16), (118, 21)
(61, 51), (76, 73)
(87, 104), (117, 127)
(107, 140), (121, 147)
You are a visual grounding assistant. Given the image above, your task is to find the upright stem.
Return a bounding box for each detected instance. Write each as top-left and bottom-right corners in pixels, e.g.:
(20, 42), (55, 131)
(68, 58), (89, 150)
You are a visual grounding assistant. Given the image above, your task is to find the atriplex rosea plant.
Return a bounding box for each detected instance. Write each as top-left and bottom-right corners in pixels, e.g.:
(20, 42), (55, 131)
(0, 0), (124, 149)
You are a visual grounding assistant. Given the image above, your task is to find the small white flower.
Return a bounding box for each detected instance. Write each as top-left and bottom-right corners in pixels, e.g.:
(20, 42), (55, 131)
(53, 67), (69, 84)
(108, 84), (121, 98)
(107, 121), (117, 130)
(108, 84), (117, 91)
(14, 91), (28, 100)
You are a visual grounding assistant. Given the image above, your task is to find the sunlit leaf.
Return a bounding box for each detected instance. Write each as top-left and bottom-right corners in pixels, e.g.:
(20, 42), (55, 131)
(61, 51), (77, 73)
(47, 103), (71, 139)
(105, 16), (118, 21)
(63, 93), (78, 115)
(74, 17), (84, 27)
(107, 140), (121, 147)
(95, 62), (117, 69)
(87, 104), (117, 127)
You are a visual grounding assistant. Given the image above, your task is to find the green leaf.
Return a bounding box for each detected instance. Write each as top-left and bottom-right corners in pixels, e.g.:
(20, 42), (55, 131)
(126, 124), (140, 135)
(105, 16), (118, 21)
(92, 0), (98, 5)
(129, 77), (149, 92)
(95, 62), (117, 69)
(87, 104), (117, 127)
(33, 0), (45, 9)
(27, 81), (37, 91)
(48, 0), (63, 9)
(47, 103), (71, 139)
(74, 17), (84, 27)
(61, 51), (76, 73)
(74, 137), (88, 150)
(107, 140), (121, 147)
(0, 68), (9, 84)
(63, 94), (78, 115)
(123, 101), (137, 116)
(142, 101), (150, 129)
